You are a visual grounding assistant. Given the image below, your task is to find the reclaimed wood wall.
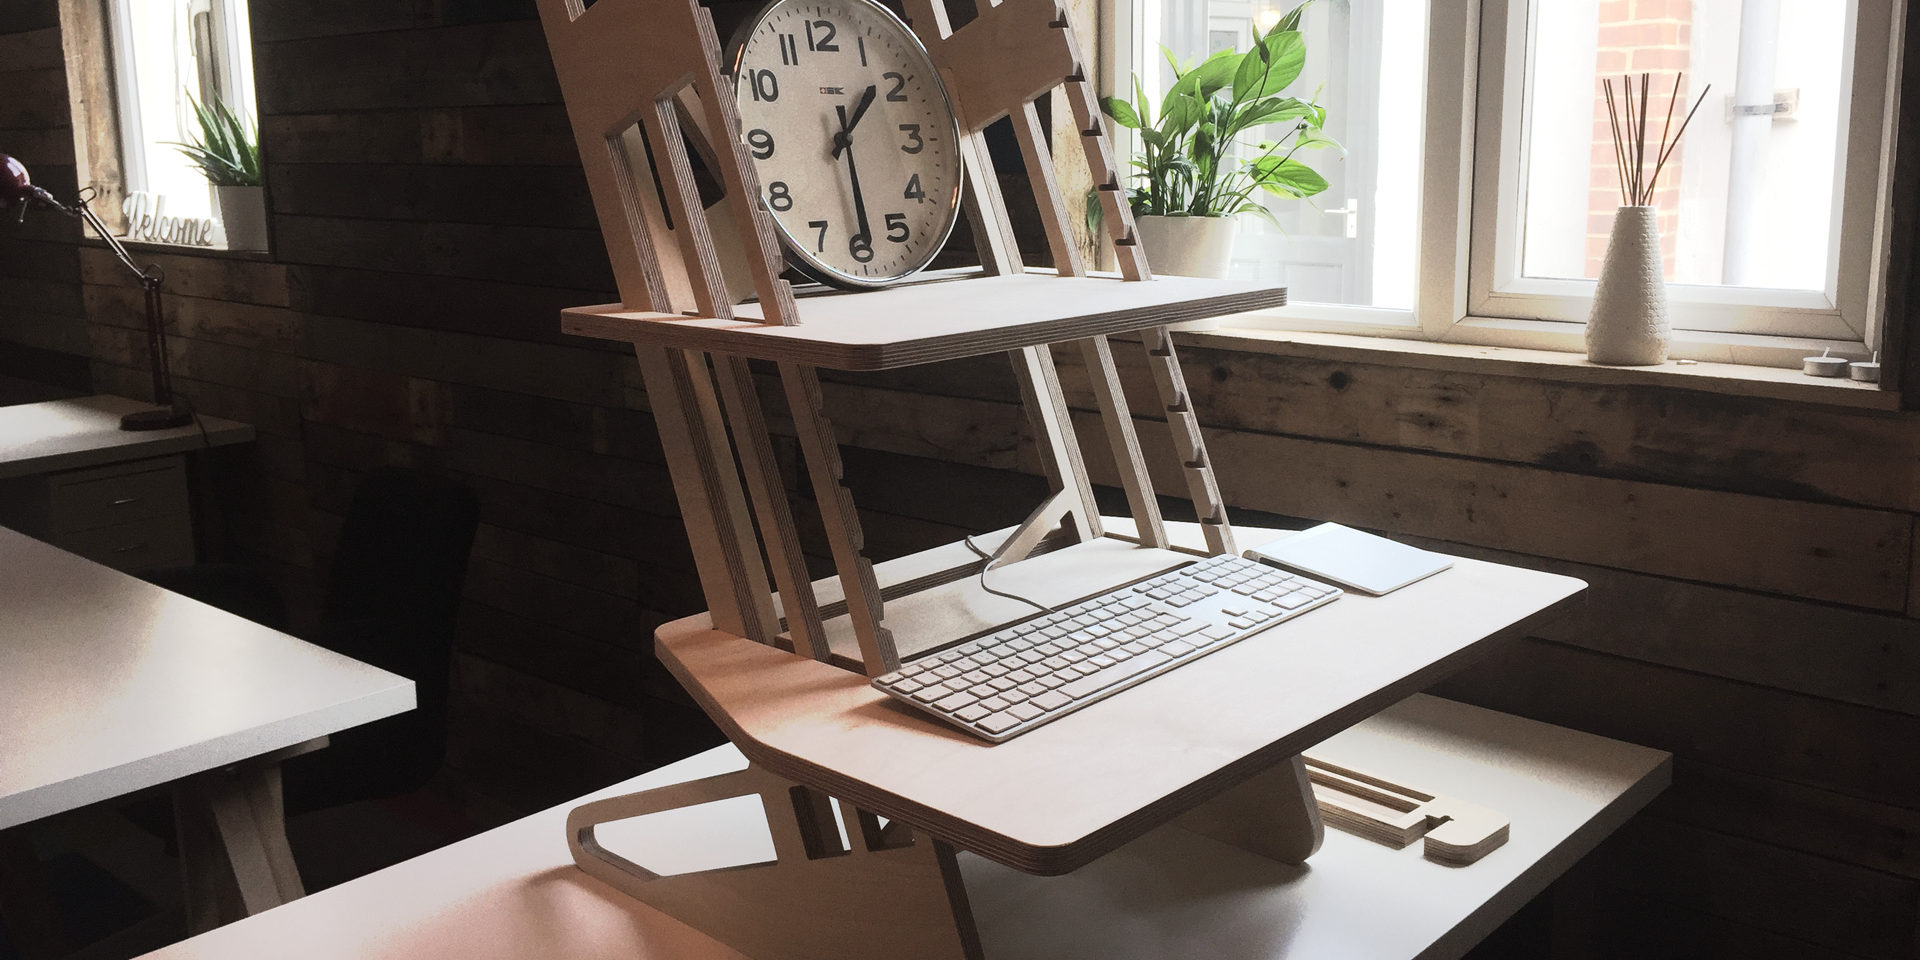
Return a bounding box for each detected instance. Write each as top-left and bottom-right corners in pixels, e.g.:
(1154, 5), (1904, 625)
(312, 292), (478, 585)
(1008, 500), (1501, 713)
(3, 0), (1918, 955)
(0, 1), (90, 403)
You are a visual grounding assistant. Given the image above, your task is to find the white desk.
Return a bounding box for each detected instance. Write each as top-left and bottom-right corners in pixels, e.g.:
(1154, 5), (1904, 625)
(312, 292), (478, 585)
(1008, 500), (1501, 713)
(0, 396), (255, 572)
(0, 395), (252, 481)
(129, 695), (1668, 960)
(0, 526), (415, 931)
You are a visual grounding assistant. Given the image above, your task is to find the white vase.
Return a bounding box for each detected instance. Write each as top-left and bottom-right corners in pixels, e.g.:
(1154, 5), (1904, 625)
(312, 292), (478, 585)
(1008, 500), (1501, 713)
(1132, 214), (1239, 331)
(216, 185), (268, 251)
(1585, 205), (1670, 366)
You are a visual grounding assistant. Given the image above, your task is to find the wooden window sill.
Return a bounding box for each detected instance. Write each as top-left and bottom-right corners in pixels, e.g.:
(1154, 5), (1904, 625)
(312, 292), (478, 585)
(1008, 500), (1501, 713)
(1182, 327), (1900, 411)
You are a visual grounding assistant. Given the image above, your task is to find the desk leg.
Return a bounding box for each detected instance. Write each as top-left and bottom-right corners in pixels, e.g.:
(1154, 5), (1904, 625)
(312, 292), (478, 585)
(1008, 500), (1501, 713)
(176, 760), (306, 934)
(1172, 755), (1325, 864)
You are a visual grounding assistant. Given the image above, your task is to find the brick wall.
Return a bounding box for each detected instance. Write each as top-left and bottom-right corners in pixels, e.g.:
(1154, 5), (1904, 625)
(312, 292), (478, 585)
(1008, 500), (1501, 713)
(1588, 0), (1693, 278)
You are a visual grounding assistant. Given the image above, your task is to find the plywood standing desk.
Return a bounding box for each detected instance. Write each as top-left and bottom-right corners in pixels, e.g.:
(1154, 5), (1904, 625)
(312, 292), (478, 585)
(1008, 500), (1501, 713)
(0, 527), (416, 933)
(126, 695), (1668, 960)
(0, 395), (254, 572)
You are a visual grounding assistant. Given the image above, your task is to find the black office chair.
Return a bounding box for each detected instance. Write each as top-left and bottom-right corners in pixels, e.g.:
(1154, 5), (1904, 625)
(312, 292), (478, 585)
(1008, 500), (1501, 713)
(144, 467), (479, 814)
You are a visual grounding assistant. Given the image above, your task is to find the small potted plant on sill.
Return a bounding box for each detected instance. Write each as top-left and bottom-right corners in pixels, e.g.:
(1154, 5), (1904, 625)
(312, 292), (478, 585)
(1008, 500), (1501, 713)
(1100, 1), (1336, 287)
(172, 91), (266, 251)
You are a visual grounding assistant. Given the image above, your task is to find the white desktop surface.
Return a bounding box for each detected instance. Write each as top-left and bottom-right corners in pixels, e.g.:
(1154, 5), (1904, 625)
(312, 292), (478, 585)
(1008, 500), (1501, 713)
(0, 395), (253, 480)
(0, 527), (416, 830)
(131, 695), (1668, 960)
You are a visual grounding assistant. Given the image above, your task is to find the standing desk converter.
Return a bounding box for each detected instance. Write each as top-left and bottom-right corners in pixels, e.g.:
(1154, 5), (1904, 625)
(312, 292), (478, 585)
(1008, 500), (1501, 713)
(522, 0), (1667, 956)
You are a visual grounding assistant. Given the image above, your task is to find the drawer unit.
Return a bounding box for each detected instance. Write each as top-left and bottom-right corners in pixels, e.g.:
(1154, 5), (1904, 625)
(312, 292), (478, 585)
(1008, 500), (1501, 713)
(59, 515), (195, 571)
(48, 459), (189, 532)
(0, 455), (196, 572)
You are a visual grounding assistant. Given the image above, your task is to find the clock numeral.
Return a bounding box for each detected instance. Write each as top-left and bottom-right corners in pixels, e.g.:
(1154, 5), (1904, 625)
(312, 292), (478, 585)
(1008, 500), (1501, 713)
(899, 123), (923, 155)
(806, 19), (838, 52)
(767, 181), (793, 211)
(808, 220), (828, 252)
(883, 71), (908, 102)
(778, 33), (798, 65)
(885, 213), (910, 243)
(746, 129), (775, 160)
(849, 233), (874, 263)
(903, 173), (926, 203)
(857, 35), (868, 66)
(748, 68), (779, 102)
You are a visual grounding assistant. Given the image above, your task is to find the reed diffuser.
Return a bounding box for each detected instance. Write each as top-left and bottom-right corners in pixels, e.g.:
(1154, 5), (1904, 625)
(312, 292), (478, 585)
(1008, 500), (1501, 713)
(1586, 73), (1711, 366)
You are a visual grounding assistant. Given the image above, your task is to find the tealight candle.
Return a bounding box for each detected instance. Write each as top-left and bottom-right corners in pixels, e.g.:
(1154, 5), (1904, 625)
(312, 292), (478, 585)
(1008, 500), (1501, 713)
(1851, 351), (1882, 383)
(1804, 349), (1848, 378)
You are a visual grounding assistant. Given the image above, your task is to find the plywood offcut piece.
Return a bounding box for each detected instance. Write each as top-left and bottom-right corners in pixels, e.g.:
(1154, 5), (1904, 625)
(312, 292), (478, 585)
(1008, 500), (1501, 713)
(562, 273), (1285, 370)
(655, 532), (1585, 875)
(1304, 756), (1512, 866)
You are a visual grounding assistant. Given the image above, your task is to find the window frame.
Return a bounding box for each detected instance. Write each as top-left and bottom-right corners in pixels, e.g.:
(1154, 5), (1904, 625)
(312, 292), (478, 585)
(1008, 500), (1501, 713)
(1101, 0), (1908, 365)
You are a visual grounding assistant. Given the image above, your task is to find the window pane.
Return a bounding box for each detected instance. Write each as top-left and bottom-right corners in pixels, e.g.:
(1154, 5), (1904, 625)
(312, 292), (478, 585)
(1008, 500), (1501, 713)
(1519, 0), (1847, 291)
(1141, 0), (1428, 308)
(113, 0), (258, 243)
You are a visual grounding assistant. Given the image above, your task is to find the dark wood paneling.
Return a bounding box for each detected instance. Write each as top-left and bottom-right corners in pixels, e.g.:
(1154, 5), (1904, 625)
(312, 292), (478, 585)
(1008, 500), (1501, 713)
(267, 163), (596, 229)
(256, 22), (561, 114)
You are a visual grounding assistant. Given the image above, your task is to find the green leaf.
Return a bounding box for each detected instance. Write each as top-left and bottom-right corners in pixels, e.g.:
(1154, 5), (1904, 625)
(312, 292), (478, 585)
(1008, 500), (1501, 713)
(1188, 48), (1240, 99)
(1252, 157), (1329, 198)
(1233, 30), (1305, 100)
(1274, 0), (1312, 35)
(1158, 92), (1206, 138)
(1237, 200), (1282, 229)
(1292, 128), (1344, 153)
(1133, 77), (1152, 129)
(1101, 96), (1140, 129)
(1234, 97), (1313, 131)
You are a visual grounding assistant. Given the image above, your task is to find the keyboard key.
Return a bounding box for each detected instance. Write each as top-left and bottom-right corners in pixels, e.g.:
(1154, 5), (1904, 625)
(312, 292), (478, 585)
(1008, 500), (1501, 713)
(979, 696), (1013, 713)
(1089, 654), (1116, 668)
(989, 677), (1019, 692)
(978, 712), (1021, 734)
(1203, 625), (1236, 641)
(893, 678), (924, 694)
(1039, 674), (1068, 689)
(1229, 618), (1255, 630)
(955, 704), (990, 722)
(914, 683), (955, 702)
(1010, 702), (1045, 722)
(1031, 690), (1072, 711)
(1061, 650), (1172, 699)
(1162, 640), (1197, 657)
(934, 692), (978, 712)
(1277, 593), (1312, 609)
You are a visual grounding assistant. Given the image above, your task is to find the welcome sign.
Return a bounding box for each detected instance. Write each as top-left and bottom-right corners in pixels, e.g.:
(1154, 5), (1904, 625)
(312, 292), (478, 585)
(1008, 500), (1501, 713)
(120, 191), (216, 246)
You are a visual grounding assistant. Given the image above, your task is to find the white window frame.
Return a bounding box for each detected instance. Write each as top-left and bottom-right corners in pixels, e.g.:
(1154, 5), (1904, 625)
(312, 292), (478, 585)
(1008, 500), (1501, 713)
(1104, 0), (1908, 365)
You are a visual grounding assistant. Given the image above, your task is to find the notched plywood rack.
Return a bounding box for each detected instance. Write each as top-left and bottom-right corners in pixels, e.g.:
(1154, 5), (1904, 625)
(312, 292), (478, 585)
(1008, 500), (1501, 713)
(532, 0), (1581, 957)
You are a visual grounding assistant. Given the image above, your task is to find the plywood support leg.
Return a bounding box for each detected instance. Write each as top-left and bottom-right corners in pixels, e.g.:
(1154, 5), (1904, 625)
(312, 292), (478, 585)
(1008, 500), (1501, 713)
(710, 355), (830, 661)
(1140, 325), (1236, 556)
(1078, 335), (1165, 548)
(636, 345), (781, 644)
(1172, 755), (1324, 865)
(1009, 345), (1102, 545)
(1009, 98), (1085, 277)
(568, 765), (982, 960)
(176, 760), (306, 934)
(778, 361), (898, 676)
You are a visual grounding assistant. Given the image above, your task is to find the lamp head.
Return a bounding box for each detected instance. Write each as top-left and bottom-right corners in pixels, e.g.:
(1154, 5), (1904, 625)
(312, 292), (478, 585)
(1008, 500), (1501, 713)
(2, 154), (31, 210)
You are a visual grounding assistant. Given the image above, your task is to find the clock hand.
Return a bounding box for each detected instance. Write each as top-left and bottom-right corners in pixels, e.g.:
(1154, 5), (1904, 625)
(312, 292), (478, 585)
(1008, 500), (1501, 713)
(833, 85), (879, 159)
(834, 104), (873, 243)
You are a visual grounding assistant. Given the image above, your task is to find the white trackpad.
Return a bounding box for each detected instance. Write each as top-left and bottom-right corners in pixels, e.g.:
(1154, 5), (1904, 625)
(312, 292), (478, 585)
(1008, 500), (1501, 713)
(1244, 522), (1453, 596)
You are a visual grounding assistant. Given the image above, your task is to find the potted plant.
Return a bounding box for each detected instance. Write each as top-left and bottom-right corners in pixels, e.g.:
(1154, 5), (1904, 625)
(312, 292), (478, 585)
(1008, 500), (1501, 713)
(1100, 2), (1336, 282)
(172, 92), (266, 250)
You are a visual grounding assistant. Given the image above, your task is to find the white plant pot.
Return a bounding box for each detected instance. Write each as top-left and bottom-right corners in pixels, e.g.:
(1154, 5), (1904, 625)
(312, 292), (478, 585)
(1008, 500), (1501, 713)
(1132, 214), (1239, 331)
(1585, 205), (1670, 366)
(215, 185), (268, 252)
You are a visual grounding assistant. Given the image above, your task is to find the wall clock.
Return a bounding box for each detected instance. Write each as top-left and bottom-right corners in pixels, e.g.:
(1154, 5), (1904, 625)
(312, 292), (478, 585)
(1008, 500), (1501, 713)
(728, 0), (965, 289)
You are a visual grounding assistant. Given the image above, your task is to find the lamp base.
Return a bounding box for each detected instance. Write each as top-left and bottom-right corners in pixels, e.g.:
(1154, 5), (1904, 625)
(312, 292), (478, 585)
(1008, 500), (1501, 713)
(119, 403), (194, 431)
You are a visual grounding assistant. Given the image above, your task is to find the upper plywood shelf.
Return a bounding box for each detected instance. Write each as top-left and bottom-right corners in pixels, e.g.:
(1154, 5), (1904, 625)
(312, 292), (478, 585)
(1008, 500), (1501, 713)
(561, 273), (1287, 370)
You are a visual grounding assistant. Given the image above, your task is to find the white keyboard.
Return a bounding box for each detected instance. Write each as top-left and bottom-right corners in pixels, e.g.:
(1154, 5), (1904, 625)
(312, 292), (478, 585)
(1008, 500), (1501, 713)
(871, 554), (1342, 742)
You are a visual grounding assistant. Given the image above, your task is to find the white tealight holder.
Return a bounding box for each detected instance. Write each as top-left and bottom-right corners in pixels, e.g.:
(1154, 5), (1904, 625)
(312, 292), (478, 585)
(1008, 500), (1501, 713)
(1803, 349), (1848, 378)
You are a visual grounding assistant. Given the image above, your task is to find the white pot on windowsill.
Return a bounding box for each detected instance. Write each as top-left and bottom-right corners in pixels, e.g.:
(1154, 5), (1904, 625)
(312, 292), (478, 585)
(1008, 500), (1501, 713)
(1132, 214), (1239, 331)
(215, 185), (268, 251)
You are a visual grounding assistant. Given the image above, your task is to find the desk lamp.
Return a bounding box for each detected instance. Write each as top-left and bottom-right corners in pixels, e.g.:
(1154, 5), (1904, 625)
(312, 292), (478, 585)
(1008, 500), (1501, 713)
(3, 154), (193, 430)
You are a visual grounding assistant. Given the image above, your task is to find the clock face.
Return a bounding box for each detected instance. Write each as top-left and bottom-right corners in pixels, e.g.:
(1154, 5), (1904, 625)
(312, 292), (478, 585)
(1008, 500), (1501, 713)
(730, 0), (963, 288)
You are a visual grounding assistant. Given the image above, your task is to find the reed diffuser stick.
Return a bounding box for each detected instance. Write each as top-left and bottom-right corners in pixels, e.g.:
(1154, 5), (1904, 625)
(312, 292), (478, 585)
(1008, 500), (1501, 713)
(1603, 74), (1713, 206)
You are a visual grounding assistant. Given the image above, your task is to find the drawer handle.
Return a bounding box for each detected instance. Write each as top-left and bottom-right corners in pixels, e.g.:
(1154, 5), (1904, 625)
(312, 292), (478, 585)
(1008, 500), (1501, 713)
(112, 542), (148, 554)
(112, 497), (142, 506)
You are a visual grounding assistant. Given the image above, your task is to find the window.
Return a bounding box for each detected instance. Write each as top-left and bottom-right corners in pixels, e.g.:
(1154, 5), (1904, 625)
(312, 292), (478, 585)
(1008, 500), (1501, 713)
(1120, 0), (1430, 321)
(1106, 0), (1902, 361)
(104, 0), (261, 249)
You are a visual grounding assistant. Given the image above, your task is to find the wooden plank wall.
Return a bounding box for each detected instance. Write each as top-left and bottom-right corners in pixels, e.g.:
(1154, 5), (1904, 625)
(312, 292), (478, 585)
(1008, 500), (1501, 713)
(0, 0), (91, 403)
(2, 0), (1916, 954)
